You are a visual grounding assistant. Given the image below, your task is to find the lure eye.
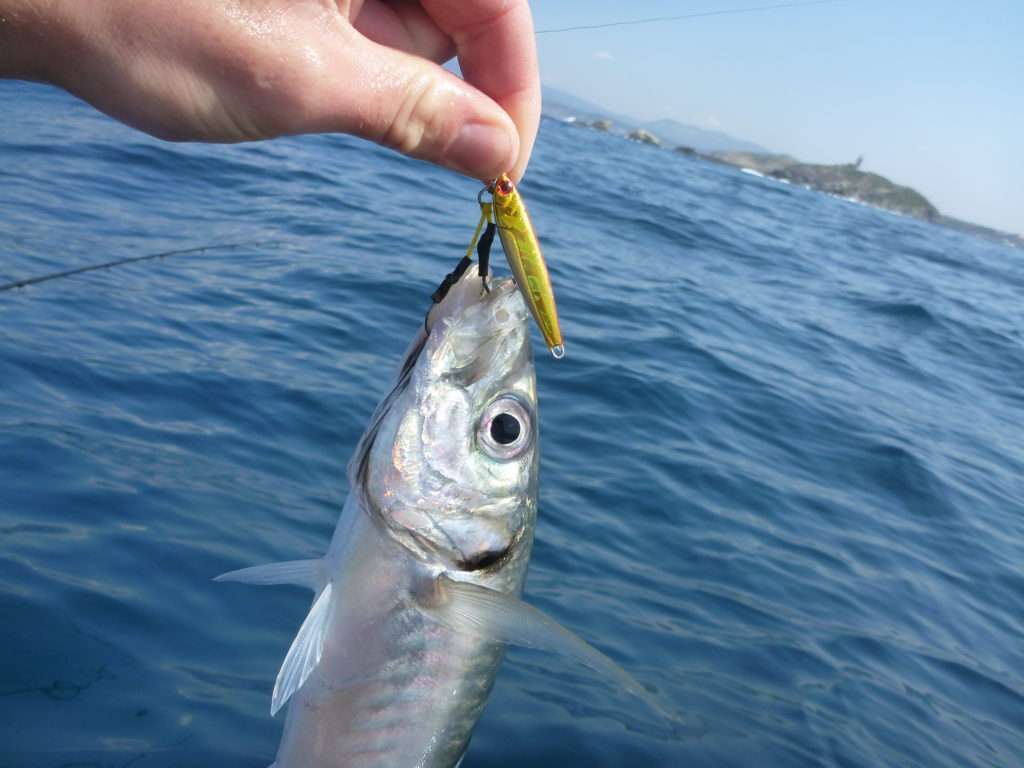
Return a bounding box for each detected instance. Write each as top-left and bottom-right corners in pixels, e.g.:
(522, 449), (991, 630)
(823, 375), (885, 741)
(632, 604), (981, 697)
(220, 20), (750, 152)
(497, 178), (514, 196)
(478, 395), (532, 461)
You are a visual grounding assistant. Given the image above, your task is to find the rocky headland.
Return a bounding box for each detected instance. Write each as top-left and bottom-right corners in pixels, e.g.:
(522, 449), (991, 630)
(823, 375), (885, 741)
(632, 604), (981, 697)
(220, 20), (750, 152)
(708, 151), (1021, 246)
(709, 152), (799, 174)
(774, 163), (937, 219)
(710, 152), (936, 218)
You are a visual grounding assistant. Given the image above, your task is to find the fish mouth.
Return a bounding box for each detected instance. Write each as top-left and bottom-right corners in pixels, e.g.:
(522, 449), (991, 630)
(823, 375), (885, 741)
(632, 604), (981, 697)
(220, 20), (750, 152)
(456, 543), (512, 572)
(425, 267), (520, 336)
(424, 275), (531, 387)
(452, 512), (530, 573)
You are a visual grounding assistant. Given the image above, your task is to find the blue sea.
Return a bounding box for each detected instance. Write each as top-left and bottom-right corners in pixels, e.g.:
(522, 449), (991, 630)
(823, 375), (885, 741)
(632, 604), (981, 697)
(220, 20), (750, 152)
(2, 80), (1023, 767)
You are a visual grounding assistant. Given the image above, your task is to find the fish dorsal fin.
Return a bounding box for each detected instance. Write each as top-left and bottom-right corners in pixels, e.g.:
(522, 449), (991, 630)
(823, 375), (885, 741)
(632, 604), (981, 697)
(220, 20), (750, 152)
(214, 559), (322, 591)
(424, 575), (677, 723)
(271, 582), (333, 716)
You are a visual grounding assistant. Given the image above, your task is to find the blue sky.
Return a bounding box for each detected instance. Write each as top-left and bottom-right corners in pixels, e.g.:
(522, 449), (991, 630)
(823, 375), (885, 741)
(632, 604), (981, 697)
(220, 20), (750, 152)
(531, 0), (1022, 233)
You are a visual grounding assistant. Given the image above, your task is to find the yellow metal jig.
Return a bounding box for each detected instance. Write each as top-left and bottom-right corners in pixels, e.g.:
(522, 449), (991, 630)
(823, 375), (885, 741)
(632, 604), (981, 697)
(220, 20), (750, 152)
(482, 174), (564, 359)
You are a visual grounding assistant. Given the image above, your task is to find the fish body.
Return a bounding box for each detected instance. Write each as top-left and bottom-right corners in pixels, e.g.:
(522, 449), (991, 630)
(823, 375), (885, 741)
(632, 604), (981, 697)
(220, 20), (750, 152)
(274, 495), (524, 767)
(222, 266), (538, 767)
(218, 266), (665, 766)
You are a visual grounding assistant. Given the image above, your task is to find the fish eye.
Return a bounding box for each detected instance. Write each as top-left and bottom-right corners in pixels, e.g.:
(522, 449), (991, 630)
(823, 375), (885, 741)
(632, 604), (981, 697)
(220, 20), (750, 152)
(497, 178), (514, 196)
(478, 395), (531, 461)
(490, 413), (520, 444)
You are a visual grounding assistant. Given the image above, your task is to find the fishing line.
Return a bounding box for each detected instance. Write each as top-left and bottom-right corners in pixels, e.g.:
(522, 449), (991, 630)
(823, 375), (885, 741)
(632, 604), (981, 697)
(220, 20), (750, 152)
(536, 0), (851, 34)
(0, 241), (263, 292)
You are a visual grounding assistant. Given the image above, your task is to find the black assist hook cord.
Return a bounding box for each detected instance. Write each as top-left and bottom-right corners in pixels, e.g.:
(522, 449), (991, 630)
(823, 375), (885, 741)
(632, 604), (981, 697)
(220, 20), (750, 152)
(425, 187), (497, 331)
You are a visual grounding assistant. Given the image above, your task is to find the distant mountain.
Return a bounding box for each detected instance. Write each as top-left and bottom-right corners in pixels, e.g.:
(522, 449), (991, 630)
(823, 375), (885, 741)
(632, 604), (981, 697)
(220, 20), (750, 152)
(541, 85), (639, 131)
(541, 85), (770, 154)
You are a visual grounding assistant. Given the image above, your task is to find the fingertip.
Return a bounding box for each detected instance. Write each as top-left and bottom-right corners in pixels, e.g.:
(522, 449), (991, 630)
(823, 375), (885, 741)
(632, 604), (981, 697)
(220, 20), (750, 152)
(508, 140), (534, 183)
(309, 30), (521, 182)
(487, 83), (538, 183)
(443, 116), (519, 181)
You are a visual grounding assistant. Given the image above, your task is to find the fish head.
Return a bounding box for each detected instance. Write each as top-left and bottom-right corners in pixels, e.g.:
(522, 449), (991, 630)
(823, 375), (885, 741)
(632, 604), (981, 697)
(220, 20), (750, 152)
(357, 264), (538, 577)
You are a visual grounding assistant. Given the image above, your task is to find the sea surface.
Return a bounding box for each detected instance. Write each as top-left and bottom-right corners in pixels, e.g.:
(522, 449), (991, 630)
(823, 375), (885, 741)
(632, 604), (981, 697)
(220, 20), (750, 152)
(2, 81), (1023, 767)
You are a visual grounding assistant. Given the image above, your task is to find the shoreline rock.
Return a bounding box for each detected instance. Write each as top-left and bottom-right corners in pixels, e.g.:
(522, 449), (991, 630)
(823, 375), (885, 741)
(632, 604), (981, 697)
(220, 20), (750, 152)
(628, 129), (661, 146)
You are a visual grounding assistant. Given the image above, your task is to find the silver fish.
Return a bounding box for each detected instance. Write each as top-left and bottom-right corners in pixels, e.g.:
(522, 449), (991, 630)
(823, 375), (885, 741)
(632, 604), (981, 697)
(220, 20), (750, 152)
(217, 265), (664, 767)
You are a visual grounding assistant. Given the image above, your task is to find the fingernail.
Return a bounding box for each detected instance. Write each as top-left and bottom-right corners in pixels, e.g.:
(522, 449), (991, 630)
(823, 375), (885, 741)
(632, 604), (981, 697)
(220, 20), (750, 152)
(446, 122), (515, 178)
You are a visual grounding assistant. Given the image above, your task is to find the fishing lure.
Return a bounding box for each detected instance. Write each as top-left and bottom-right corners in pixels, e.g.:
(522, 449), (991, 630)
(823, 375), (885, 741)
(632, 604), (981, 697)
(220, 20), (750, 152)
(432, 174), (563, 359)
(472, 174), (564, 359)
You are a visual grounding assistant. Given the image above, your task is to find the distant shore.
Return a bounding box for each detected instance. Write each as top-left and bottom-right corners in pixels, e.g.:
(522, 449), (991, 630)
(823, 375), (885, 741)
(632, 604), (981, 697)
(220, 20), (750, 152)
(561, 115), (1022, 250)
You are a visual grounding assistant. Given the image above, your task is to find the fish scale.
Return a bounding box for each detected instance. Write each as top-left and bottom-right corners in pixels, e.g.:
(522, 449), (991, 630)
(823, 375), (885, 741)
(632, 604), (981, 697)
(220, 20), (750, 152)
(325, 610), (504, 766)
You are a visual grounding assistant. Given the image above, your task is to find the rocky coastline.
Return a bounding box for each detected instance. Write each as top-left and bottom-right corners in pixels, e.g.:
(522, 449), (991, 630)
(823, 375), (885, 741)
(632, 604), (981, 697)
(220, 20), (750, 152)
(565, 117), (1021, 248)
(710, 152), (939, 220)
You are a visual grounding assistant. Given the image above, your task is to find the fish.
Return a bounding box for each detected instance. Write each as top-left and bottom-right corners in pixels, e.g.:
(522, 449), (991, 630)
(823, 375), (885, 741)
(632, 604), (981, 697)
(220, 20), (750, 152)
(216, 264), (664, 767)
(490, 174), (565, 359)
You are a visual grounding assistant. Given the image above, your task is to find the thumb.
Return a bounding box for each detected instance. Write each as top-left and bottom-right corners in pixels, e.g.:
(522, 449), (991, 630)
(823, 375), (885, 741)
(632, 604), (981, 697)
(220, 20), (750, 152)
(310, 34), (519, 181)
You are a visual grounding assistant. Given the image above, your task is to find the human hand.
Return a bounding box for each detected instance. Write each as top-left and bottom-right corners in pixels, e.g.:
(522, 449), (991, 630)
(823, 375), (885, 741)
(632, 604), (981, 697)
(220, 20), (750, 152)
(1, 0), (540, 181)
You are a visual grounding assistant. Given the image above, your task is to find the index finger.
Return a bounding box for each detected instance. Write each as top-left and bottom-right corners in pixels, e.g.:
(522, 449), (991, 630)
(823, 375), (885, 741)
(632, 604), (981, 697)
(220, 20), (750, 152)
(422, 0), (540, 181)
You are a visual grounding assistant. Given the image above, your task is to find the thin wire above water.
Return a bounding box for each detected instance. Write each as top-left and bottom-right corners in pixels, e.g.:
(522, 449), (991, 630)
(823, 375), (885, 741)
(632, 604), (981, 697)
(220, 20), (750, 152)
(536, 0), (851, 35)
(0, 241), (264, 293)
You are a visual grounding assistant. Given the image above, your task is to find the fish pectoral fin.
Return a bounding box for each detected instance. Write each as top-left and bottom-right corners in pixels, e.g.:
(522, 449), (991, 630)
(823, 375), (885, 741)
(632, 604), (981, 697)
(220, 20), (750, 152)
(424, 575), (676, 723)
(214, 559), (323, 591)
(271, 582), (333, 716)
